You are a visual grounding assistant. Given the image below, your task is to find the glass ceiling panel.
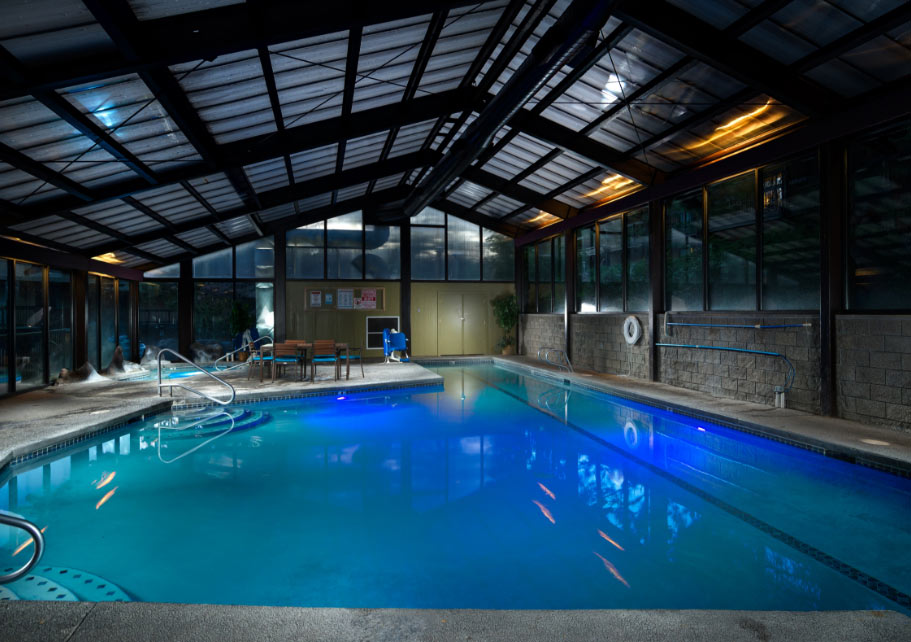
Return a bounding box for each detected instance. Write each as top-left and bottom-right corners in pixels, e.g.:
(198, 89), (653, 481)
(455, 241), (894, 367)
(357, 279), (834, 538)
(389, 120), (435, 157)
(296, 193), (333, 213)
(129, 0), (244, 20)
(188, 173), (245, 212)
(12, 215), (113, 248)
(258, 202), (297, 222)
(172, 50), (277, 144)
(176, 227), (220, 248)
(0, 161), (67, 205)
(344, 130), (389, 171)
(215, 215), (254, 238)
(770, 0), (861, 48)
(829, 0), (907, 21)
(106, 250), (146, 268)
(136, 238), (183, 257)
(270, 31), (348, 129)
(418, 2), (507, 95)
(72, 199), (162, 236)
(802, 59), (880, 98)
(477, 193), (524, 217)
(839, 36), (911, 84)
(353, 15), (431, 112)
(450, 180), (492, 208)
(665, 0), (747, 30)
(291, 143), (338, 183)
(0, 0), (115, 64)
(243, 158), (289, 193)
(373, 172), (406, 192)
(739, 19), (816, 65)
(511, 207), (560, 228)
(133, 183), (210, 224)
(336, 182), (369, 201)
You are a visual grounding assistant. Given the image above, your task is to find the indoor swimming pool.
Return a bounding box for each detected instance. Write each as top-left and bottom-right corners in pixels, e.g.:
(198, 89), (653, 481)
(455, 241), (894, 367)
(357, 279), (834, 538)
(1, 364), (909, 612)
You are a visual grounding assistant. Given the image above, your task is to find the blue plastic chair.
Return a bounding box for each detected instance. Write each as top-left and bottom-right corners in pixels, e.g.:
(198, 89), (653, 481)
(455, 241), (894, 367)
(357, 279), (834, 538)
(382, 329), (410, 364)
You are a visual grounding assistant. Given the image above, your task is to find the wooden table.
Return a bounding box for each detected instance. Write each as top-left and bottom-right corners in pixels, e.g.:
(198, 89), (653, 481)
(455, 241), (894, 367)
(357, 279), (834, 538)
(255, 342), (356, 382)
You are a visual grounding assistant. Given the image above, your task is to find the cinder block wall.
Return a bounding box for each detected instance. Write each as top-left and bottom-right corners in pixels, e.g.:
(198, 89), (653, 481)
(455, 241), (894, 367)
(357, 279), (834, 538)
(836, 316), (911, 431)
(656, 314), (821, 413)
(570, 314), (650, 379)
(519, 314), (565, 359)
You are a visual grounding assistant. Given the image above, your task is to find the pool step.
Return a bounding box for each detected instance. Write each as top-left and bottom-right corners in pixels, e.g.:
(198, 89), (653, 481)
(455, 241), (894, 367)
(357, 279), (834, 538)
(0, 566), (131, 602)
(152, 408), (270, 440)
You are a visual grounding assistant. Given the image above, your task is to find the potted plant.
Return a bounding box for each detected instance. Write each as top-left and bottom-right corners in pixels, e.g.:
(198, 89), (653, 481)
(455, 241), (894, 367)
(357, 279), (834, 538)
(230, 302), (254, 360)
(490, 293), (518, 356)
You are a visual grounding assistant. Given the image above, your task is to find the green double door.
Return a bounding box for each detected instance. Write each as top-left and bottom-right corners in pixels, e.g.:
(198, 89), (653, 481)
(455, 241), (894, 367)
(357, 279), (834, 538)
(437, 292), (488, 355)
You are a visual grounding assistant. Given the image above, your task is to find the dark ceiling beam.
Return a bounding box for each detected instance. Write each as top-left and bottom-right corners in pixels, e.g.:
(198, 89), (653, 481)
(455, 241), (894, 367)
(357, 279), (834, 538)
(0, 234), (151, 277)
(84, 151), (437, 256)
(397, 0), (621, 220)
(516, 76), (911, 246)
(430, 198), (521, 237)
(334, 26), (363, 205)
(461, 167), (577, 219)
(500, 166), (601, 222)
(509, 108), (662, 185)
(614, 0), (838, 116)
(258, 46), (295, 197)
(793, 3), (911, 73)
(247, 214), (265, 237)
(0, 1), (484, 101)
(20, 88), (471, 219)
(0, 142), (95, 202)
(370, 9), (447, 195)
(122, 196), (177, 231)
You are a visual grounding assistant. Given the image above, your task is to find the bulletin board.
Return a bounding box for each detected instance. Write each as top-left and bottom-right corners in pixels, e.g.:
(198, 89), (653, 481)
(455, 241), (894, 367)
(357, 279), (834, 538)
(306, 287), (385, 311)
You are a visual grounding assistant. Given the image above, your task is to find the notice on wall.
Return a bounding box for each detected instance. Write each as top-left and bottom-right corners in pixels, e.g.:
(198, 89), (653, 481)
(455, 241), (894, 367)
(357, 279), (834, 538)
(337, 288), (354, 310)
(309, 290), (322, 308)
(325, 292), (333, 306)
(356, 288), (377, 310)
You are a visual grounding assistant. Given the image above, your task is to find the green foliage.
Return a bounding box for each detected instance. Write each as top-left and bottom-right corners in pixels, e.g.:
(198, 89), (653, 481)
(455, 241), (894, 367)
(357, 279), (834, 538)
(491, 293), (518, 352)
(229, 300), (254, 336)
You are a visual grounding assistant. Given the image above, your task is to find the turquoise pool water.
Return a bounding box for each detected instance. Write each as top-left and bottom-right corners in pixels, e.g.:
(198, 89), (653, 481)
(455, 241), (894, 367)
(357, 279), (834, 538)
(1, 364), (909, 611)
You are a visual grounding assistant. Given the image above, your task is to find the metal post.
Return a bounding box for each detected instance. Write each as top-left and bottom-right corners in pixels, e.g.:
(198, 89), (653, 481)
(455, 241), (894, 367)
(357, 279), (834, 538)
(648, 200), (664, 382)
(400, 219), (412, 341)
(274, 229), (287, 343)
(178, 259), (194, 355)
(564, 228), (575, 361)
(819, 142), (845, 417)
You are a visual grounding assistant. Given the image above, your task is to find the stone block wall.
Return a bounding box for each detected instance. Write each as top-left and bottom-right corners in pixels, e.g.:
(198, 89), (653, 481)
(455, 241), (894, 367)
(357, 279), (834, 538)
(836, 316), (911, 431)
(656, 314), (821, 413)
(570, 314), (650, 379)
(519, 314), (565, 359)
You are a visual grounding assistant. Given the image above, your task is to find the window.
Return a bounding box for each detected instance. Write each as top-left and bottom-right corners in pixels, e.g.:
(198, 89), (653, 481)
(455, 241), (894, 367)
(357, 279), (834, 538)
(708, 172), (756, 310)
(194, 281), (233, 352)
(327, 211), (363, 279)
(666, 189), (703, 311)
(87, 275), (99, 369)
(14, 262), (44, 390)
(192, 247), (232, 278)
(236, 236), (275, 279)
(118, 279), (131, 360)
(848, 120), (911, 310)
(139, 281), (178, 354)
(448, 216), (481, 280)
(100, 276), (116, 367)
(287, 222), (325, 279)
(599, 217), (623, 311)
(412, 226), (445, 280)
(482, 229), (514, 281)
(575, 227), (596, 312)
(626, 208), (650, 311)
(524, 245), (536, 313)
(48, 268), (72, 378)
(365, 225), (400, 279)
(762, 156), (820, 310)
(0, 261), (7, 395)
(143, 263), (179, 278)
(366, 316), (399, 349)
(537, 238), (553, 313)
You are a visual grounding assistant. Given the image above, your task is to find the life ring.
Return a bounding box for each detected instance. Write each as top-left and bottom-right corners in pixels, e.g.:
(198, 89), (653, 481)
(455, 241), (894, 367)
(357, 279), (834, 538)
(624, 420), (638, 449)
(623, 315), (642, 345)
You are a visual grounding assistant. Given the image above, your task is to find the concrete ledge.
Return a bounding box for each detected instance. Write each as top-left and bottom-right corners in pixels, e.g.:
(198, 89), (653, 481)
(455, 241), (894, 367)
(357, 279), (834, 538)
(493, 357), (911, 477)
(1, 603), (908, 642)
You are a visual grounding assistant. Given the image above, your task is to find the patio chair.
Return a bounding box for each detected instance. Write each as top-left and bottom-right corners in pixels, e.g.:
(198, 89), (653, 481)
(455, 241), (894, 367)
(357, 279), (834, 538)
(271, 343), (303, 383)
(247, 346), (272, 380)
(310, 340), (339, 381)
(338, 345), (365, 378)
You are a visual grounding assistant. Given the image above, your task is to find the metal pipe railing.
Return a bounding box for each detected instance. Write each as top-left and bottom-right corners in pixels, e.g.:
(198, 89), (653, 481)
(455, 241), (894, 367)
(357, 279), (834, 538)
(158, 348), (235, 406)
(214, 335), (273, 372)
(664, 313), (812, 335)
(0, 513), (44, 584)
(655, 342), (796, 392)
(537, 347), (574, 373)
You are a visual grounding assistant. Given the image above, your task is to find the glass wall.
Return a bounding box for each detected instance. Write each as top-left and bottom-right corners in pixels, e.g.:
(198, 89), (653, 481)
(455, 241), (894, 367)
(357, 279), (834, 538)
(192, 247), (231, 278)
(598, 217), (623, 312)
(365, 225), (400, 279)
(412, 226), (444, 280)
(848, 120), (911, 310)
(0, 261), (7, 394)
(118, 279), (131, 359)
(707, 172), (756, 310)
(665, 189), (703, 311)
(87, 274), (99, 369)
(524, 245), (536, 313)
(327, 212), (363, 279)
(14, 262), (45, 390)
(100, 277), (116, 367)
(139, 281), (179, 353)
(626, 208), (650, 311)
(448, 216), (481, 280)
(287, 222), (325, 279)
(575, 227), (596, 312)
(762, 155), (820, 309)
(554, 234), (565, 314)
(537, 238), (553, 313)
(236, 237), (275, 279)
(483, 229), (514, 281)
(48, 269), (72, 377)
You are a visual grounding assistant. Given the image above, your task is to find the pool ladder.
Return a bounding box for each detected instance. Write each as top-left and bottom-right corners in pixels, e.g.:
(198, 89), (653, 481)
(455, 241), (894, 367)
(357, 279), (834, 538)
(0, 513), (44, 584)
(213, 336), (274, 373)
(157, 348), (236, 406)
(537, 347), (574, 373)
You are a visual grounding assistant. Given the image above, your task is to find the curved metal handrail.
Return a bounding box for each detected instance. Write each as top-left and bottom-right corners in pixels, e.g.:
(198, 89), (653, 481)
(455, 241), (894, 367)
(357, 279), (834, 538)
(214, 335), (274, 372)
(156, 410), (235, 464)
(158, 348), (236, 406)
(537, 347), (573, 373)
(0, 513), (44, 584)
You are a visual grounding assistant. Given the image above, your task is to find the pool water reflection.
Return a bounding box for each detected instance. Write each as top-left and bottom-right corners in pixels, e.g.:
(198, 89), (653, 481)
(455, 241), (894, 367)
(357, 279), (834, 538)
(0, 365), (908, 612)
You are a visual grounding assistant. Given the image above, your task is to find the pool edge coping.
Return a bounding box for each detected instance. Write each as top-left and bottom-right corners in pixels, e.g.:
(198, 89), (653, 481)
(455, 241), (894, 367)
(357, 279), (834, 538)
(486, 357), (911, 478)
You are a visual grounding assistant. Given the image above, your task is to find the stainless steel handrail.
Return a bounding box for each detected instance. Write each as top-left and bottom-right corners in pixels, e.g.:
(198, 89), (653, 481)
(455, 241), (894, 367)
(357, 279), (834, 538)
(0, 513), (44, 584)
(156, 410), (236, 464)
(214, 336), (274, 372)
(537, 347), (573, 373)
(158, 348), (236, 405)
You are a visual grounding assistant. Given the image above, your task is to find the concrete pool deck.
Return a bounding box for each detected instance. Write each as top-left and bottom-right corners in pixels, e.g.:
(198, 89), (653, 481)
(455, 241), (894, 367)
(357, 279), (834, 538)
(1, 356), (911, 640)
(1, 603), (909, 641)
